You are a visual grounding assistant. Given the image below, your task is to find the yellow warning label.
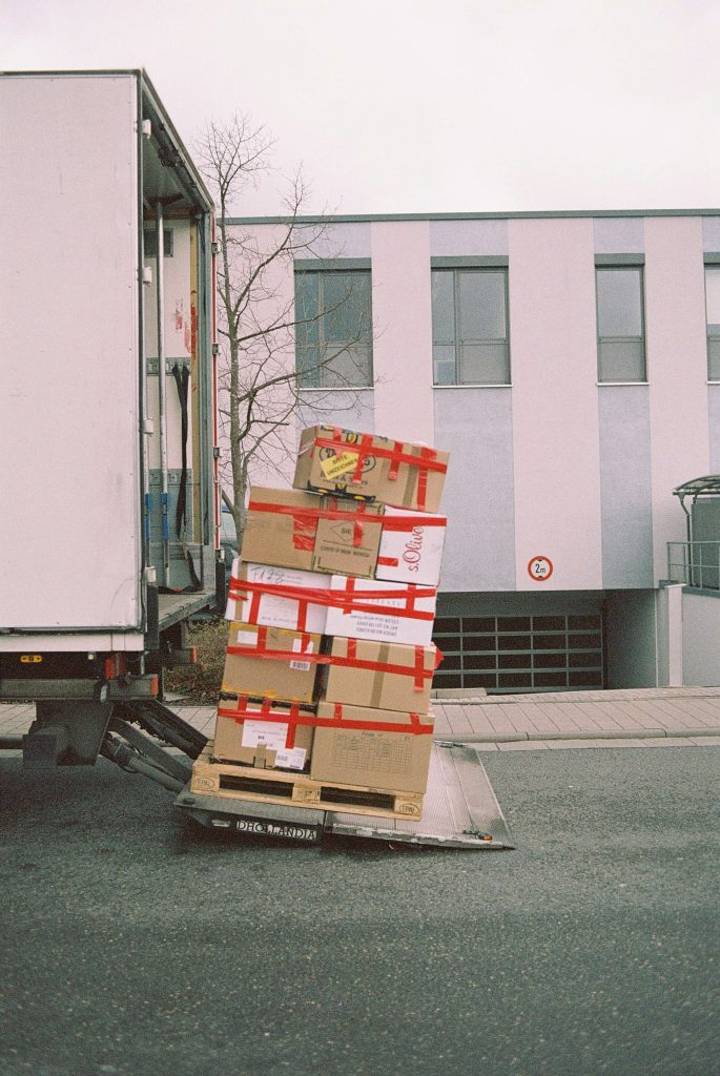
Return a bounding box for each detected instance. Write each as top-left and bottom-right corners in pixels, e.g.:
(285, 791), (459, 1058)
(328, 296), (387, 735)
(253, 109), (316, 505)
(319, 451), (359, 481)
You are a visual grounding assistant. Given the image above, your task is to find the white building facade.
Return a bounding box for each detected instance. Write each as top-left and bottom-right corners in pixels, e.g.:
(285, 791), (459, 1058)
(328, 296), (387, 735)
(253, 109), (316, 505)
(228, 210), (720, 693)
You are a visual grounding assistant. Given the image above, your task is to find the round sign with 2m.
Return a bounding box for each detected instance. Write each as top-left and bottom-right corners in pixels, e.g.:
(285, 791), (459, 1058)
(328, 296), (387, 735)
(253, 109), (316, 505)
(528, 556), (554, 582)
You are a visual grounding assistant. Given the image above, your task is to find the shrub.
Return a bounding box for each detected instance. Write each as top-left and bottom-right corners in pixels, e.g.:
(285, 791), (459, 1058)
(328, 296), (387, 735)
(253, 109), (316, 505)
(165, 618), (227, 702)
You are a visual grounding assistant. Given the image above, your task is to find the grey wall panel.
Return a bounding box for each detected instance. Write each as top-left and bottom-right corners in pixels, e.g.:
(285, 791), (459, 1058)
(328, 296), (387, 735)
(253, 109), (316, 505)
(295, 390), (375, 434)
(709, 386), (720, 469)
(703, 217), (720, 252)
(598, 386), (654, 587)
(593, 217), (644, 253)
(293, 222), (371, 259)
(682, 591), (720, 686)
(430, 219), (508, 257)
(434, 387), (515, 591)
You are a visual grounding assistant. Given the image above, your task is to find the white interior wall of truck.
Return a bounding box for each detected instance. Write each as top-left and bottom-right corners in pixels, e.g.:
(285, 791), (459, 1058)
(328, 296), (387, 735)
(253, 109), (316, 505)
(0, 73), (142, 631)
(142, 217), (204, 584)
(143, 220), (193, 477)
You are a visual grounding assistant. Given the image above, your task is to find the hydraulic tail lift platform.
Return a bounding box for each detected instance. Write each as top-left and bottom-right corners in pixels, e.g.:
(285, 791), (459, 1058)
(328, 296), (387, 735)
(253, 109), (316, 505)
(174, 741), (514, 850)
(3, 704), (513, 849)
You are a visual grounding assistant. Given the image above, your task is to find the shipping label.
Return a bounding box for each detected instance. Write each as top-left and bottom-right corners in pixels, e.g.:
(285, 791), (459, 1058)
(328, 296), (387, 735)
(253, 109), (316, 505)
(319, 451), (360, 480)
(239, 720), (307, 770)
(289, 636), (314, 671)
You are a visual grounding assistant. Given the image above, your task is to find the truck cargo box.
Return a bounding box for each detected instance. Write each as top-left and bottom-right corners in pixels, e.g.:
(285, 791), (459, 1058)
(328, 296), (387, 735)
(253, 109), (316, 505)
(0, 70), (219, 652)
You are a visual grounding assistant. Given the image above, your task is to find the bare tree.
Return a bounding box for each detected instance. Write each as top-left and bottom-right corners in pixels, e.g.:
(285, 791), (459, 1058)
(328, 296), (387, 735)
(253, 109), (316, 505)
(195, 116), (372, 549)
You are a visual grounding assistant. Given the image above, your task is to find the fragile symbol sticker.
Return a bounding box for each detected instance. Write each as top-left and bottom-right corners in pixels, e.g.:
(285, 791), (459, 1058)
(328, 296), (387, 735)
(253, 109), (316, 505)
(319, 451), (360, 480)
(528, 556), (554, 582)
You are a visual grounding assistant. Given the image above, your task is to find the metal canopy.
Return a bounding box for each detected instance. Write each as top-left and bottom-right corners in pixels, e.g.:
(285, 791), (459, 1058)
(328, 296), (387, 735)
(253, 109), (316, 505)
(673, 475), (720, 501)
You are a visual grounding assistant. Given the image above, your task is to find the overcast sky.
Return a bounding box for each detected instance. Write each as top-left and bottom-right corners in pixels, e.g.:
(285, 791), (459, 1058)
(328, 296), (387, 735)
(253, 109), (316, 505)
(3, 0), (719, 217)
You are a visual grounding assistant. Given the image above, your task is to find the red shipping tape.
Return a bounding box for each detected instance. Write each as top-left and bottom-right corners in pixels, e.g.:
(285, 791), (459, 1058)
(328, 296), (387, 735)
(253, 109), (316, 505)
(218, 695), (433, 749)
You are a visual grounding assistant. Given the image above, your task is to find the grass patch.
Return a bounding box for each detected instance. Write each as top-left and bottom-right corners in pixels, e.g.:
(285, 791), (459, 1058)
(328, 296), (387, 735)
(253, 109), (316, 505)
(165, 618), (227, 702)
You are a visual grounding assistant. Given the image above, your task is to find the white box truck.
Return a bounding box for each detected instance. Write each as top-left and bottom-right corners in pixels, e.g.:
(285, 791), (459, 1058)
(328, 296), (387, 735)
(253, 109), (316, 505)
(0, 70), (513, 850)
(0, 70), (220, 771)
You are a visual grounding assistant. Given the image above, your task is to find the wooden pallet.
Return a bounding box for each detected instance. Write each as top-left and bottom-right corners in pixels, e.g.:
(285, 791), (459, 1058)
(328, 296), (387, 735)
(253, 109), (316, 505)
(190, 743), (424, 820)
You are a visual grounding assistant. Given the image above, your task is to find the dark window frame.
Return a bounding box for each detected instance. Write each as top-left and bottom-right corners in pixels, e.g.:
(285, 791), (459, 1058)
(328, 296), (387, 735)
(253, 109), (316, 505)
(704, 265), (720, 381)
(595, 265), (647, 383)
(431, 267), (511, 386)
(294, 267), (374, 390)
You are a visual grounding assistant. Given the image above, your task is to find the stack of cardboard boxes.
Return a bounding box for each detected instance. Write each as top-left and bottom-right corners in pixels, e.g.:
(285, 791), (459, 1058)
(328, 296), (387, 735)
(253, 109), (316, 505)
(210, 424), (449, 813)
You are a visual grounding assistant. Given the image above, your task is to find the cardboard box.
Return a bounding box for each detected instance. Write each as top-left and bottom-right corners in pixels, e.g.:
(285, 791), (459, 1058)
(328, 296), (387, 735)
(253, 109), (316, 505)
(293, 425), (449, 513)
(214, 697), (315, 770)
(322, 637), (437, 714)
(241, 486), (384, 579)
(324, 575), (437, 646)
(222, 621), (321, 703)
(375, 506), (447, 587)
(240, 487), (323, 572)
(310, 701), (434, 793)
(226, 559), (330, 634)
(312, 496), (383, 577)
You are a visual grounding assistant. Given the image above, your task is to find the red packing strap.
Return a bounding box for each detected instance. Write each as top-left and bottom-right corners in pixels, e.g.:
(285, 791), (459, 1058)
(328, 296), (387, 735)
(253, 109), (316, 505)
(228, 628), (317, 663)
(218, 696), (302, 749)
(413, 646), (426, 691)
(286, 703), (300, 748)
(343, 576), (355, 617)
(351, 433), (375, 484)
(388, 440), (403, 482)
(379, 514), (447, 531)
(218, 697), (433, 737)
(248, 497), (377, 548)
(249, 500), (446, 530)
(417, 447), (433, 511)
(229, 576), (437, 621)
(293, 515), (316, 552)
(225, 638), (442, 683)
(314, 435), (447, 475)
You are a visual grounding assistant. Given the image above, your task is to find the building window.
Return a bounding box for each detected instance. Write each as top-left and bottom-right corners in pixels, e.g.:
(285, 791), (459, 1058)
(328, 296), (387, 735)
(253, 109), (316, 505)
(294, 270), (373, 389)
(143, 227), (174, 258)
(431, 268), (510, 385)
(705, 267), (720, 380)
(596, 267), (645, 382)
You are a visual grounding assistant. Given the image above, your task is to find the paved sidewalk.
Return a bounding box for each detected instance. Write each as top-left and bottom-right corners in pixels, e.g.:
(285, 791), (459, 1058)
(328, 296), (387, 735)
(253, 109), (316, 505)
(3, 686), (720, 751)
(433, 686), (720, 751)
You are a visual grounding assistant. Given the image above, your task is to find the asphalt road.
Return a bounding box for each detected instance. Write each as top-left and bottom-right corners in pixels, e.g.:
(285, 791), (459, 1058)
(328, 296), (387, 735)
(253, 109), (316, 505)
(1, 746), (719, 1076)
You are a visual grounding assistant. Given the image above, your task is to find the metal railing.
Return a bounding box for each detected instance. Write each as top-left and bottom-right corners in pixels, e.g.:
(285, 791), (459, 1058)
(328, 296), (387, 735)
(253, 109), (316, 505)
(667, 540), (720, 590)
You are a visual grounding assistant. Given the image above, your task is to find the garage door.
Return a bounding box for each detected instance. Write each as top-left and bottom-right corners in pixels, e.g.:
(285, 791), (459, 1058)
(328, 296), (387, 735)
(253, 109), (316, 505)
(432, 613), (604, 693)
